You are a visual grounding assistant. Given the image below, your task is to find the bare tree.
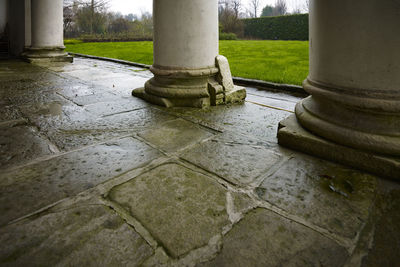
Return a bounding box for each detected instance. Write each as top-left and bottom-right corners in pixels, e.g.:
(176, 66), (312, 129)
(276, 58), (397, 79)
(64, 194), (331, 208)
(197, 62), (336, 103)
(249, 0), (260, 18)
(63, 0), (109, 34)
(274, 0), (287, 16)
(303, 0), (309, 13)
(231, 0), (242, 18)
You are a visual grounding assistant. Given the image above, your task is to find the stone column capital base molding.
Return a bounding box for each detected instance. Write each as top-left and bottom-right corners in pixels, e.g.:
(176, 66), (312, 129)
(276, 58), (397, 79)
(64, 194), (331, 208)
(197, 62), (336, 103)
(133, 55), (246, 108)
(22, 46), (73, 63)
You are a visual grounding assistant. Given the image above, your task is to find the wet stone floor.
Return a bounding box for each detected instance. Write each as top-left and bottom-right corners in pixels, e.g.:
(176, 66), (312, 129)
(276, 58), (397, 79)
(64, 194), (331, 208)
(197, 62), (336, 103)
(0, 58), (399, 267)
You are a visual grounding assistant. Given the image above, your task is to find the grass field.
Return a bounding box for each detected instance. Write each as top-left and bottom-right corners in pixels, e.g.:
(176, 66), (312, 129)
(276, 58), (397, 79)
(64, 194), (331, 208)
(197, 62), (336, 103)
(65, 40), (309, 85)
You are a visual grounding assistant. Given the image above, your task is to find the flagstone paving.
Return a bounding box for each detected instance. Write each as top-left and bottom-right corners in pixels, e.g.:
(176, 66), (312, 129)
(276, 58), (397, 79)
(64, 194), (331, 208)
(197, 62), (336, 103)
(0, 58), (399, 266)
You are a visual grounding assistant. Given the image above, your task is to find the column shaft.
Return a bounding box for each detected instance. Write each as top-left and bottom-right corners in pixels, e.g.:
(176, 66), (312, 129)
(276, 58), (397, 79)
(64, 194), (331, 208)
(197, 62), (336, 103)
(24, 0), (72, 62)
(278, 0), (400, 179)
(133, 0), (245, 108)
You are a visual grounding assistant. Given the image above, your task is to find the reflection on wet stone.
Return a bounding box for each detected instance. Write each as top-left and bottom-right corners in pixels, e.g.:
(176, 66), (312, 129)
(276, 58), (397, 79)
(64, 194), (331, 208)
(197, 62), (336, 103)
(108, 163), (229, 258)
(256, 155), (377, 239)
(0, 137), (161, 225)
(0, 205), (154, 266)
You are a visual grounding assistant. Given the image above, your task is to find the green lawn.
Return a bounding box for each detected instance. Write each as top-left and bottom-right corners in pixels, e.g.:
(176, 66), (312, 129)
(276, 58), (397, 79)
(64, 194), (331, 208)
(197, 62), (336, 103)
(65, 40), (309, 85)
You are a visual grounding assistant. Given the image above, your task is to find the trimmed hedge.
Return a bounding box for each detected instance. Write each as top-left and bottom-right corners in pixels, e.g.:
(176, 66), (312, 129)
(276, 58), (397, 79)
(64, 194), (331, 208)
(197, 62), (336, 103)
(243, 14), (308, 40)
(219, 32), (238, 40)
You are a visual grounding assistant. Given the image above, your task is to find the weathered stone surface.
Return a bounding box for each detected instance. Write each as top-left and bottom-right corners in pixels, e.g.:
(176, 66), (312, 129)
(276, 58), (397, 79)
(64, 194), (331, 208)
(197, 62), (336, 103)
(216, 55), (234, 92)
(169, 102), (291, 143)
(0, 58), (397, 265)
(361, 189), (400, 266)
(0, 126), (54, 169)
(138, 118), (214, 153)
(256, 154), (377, 239)
(45, 60), (92, 73)
(0, 105), (24, 123)
(67, 91), (121, 106)
(27, 105), (175, 151)
(181, 132), (282, 185)
(0, 137), (161, 226)
(278, 114), (400, 180)
(0, 204), (153, 266)
(246, 86), (300, 112)
(108, 163), (229, 258)
(225, 85), (246, 104)
(200, 208), (349, 267)
(231, 192), (254, 215)
(84, 98), (147, 117)
(62, 69), (125, 83)
(92, 76), (150, 97)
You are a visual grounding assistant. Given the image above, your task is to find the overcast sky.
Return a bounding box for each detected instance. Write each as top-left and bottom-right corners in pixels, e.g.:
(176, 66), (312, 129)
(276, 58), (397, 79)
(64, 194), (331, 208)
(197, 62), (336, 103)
(108, 0), (308, 17)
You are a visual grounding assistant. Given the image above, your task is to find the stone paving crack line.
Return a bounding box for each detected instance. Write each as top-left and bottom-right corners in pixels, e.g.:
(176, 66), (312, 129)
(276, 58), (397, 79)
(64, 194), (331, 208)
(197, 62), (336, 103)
(0, 134), (136, 173)
(55, 91), (84, 107)
(246, 100), (294, 113)
(100, 107), (146, 118)
(252, 196), (355, 253)
(101, 198), (160, 251)
(177, 157), (253, 191)
(247, 92), (299, 103)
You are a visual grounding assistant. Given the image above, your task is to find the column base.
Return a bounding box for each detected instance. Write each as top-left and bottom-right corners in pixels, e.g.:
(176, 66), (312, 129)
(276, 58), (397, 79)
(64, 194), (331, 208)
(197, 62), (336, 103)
(132, 85), (247, 108)
(132, 87), (211, 108)
(132, 58), (246, 108)
(22, 46), (73, 63)
(277, 115), (400, 180)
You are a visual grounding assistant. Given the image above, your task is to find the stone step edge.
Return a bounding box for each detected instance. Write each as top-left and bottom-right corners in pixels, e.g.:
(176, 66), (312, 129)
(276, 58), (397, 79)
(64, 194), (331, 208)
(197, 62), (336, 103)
(68, 52), (308, 96)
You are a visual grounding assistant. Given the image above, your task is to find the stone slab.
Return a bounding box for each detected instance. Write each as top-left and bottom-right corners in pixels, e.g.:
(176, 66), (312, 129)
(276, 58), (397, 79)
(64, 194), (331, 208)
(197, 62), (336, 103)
(0, 105), (24, 122)
(361, 189), (400, 266)
(200, 208), (349, 267)
(108, 163), (229, 258)
(67, 92), (122, 106)
(0, 126), (54, 169)
(0, 137), (161, 226)
(169, 102), (292, 143)
(84, 98), (147, 117)
(256, 154), (377, 239)
(245, 87), (299, 112)
(138, 118), (214, 153)
(181, 132), (282, 185)
(26, 104), (175, 151)
(277, 114), (400, 180)
(0, 204), (153, 266)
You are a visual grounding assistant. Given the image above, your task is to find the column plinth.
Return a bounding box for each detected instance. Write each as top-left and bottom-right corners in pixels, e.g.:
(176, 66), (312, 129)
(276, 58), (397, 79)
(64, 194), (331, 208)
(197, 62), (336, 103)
(278, 0), (400, 179)
(23, 0), (72, 63)
(132, 0), (245, 107)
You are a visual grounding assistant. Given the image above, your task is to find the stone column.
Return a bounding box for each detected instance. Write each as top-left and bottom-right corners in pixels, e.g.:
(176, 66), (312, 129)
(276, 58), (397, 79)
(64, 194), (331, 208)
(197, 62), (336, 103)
(278, 0), (400, 179)
(133, 0), (245, 108)
(23, 0), (72, 62)
(24, 0), (31, 49)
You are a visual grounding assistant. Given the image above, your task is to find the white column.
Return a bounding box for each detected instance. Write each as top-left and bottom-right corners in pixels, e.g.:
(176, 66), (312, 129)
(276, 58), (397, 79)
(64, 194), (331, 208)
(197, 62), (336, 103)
(133, 0), (245, 108)
(24, 0), (72, 62)
(24, 0), (31, 48)
(298, 0), (400, 155)
(0, 0), (7, 35)
(278, 0), (400, 178)
(153, 0), (218, 70)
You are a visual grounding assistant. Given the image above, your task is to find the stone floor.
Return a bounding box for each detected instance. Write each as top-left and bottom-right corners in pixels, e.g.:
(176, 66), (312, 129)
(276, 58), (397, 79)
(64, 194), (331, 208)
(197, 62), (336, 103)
(0, 57), (399, 267)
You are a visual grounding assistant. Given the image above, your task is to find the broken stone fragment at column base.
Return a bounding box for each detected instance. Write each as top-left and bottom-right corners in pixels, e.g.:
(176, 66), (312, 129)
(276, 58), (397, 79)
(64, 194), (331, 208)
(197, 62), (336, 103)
(226, 85), (247, 104)
(132, 56), (246, 108)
